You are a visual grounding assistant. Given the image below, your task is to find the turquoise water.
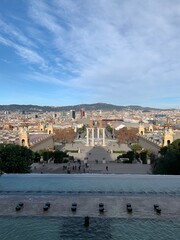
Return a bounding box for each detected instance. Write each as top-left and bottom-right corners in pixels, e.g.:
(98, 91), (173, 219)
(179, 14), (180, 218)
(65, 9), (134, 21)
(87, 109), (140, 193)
(0, 174), (180, 195)
(0, 174), (180, 239)
(0, 216), (180, 240)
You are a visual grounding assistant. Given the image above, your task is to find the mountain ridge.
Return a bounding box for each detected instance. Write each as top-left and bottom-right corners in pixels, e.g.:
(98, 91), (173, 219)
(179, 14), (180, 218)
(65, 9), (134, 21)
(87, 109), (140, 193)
(0, 103), (176, 112)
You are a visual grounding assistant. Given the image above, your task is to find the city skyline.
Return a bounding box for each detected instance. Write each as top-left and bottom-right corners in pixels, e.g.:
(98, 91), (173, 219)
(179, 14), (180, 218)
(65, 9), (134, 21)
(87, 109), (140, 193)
(0, 0), (180, 108)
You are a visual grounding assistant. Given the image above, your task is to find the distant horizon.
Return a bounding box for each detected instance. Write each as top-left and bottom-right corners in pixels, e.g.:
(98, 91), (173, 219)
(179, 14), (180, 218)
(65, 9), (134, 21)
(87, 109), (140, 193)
(0, 1), (180, 108)
(0, 102), (179, 110)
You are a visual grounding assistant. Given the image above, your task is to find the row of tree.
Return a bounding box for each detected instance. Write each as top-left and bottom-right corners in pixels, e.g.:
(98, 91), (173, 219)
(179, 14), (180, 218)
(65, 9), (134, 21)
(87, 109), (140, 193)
(0, 144), (70, 173)
(1, 139), (179, 174)
(53, 128), (76, 143)
(0, 144), (34, 173)
(152, 139), (180, 175)
(117, 150), (148, 164)
(38, 149), (70, 163)
(115, 127), (138, 144)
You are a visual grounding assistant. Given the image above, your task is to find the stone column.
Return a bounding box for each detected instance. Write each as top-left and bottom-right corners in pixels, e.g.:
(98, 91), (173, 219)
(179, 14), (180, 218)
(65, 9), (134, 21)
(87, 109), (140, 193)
(102, 128), (106, 146)
(97, 128), (100, 140)
(91, 128), (95, 146)
(86, 128), (89, 146)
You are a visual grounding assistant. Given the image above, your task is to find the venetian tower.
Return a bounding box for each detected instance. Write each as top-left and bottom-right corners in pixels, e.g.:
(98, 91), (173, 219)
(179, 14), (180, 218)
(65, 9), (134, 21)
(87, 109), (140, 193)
(148, 125), (153, 132)
(139, 123), (145, 135)
(163, 127), (173, 146)
(19, 127), (30, 147)
(47, 124), (53, 135)
(39, 123), (45, 132)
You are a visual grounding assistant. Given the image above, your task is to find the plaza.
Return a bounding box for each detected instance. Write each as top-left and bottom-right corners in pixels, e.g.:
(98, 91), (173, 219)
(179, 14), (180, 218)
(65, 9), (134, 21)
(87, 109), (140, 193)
(32, 142), (151, 174)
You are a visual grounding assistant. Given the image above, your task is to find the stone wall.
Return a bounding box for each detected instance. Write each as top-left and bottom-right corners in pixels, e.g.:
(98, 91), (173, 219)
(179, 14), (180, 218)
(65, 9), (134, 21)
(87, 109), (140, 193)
(174, 131), (180, 141)
(139, 136), (161, 155)
(30, 136), (54, 152)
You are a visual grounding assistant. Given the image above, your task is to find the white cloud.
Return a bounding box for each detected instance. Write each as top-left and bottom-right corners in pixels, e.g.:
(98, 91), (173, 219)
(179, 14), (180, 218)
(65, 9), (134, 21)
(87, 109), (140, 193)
(15, 45), (47, 67)
(0, 18), (35, 47)
(26, 72), (69, 86)
(1, 0), (180, 106)
(27, 0), (180, 105)
(0, 35), (47, 68)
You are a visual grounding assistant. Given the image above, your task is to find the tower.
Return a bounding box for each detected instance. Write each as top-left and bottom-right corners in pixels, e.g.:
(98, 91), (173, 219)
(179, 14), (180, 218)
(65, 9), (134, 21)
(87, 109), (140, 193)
(39, 123), (45, 132)
(47, 124), (53, 135)
(139, 124), (145, 135)
(19, 127), (30, 147)
(148, 125), (153, 132)
(163, 127), (173, 146)
(80, 109), (85, 118)
(70, 110), (76, 119)
(89, 118), (93, 128)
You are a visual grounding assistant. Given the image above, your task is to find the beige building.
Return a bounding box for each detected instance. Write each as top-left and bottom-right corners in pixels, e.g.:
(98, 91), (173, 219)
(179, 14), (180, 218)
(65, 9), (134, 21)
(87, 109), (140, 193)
(19, 125), (54, 152)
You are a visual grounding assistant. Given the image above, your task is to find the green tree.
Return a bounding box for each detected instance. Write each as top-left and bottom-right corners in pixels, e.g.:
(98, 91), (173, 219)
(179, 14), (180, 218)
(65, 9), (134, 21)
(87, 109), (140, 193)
(0, 144), (34, 173)
(149, 152), (156, 164)
(106, 125), (113, 134)
(38, 149), (70, 163)
(153, 139), (180, 175)
(34, 152), (41, 163)
(126, 151), (135, 163)
(77, 125), (86, 134)
(118, 151), (134, 163)
(135, 152), (140, 161)
(42, 151), (54, 162)
(53, 150), (69, 163)
(140, 150), (148, 164)
(131, 144), (142, 152)
(159, 146), (168, 156)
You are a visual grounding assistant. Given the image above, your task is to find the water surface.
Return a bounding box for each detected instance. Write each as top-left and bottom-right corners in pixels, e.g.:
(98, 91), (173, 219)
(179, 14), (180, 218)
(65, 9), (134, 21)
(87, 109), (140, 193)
(0, 174), (180, 239)
(0, 216), (180, 240)
(0, 174), (180, 196)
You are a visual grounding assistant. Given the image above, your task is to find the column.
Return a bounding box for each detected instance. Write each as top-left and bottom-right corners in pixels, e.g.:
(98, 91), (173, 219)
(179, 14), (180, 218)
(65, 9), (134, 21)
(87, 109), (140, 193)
(97, 128), (100, 140)
(102, 128), (106, 146)
(91, 128), (94, 146)
(86, 128), (89, 146)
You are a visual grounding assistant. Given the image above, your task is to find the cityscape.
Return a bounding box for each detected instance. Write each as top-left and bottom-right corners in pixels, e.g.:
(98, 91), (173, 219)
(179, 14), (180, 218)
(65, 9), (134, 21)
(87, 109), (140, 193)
(0, 0), (180, 239)
(0, 104), (180, 174)
(0, 103), (180, 239)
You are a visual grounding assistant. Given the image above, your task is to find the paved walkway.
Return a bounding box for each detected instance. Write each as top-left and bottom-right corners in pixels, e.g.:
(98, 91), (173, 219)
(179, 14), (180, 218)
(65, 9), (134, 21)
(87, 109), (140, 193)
(31, 163), (151, 174)
(0, 195), (179, 219)
(56, 143), (131, 161)
(35, 144), (152, 174)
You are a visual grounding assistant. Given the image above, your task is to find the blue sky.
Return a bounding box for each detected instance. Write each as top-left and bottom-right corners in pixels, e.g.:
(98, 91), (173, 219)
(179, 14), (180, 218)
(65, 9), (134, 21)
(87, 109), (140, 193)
(0, 0), (180, 108)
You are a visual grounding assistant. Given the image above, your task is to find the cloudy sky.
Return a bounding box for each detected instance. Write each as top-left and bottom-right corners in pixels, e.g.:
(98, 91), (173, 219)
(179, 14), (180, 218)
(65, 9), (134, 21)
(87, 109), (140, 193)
(0, 0), (180, 108)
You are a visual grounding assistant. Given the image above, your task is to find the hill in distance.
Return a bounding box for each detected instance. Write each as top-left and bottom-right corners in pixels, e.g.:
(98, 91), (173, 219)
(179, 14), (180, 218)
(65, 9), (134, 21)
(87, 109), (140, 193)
(0, 103), (174, 112)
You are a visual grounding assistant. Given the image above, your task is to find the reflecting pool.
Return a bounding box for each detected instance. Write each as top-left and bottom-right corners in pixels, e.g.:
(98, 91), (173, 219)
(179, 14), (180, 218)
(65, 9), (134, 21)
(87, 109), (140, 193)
(0, 174), (180, 239)
(0, 216), (180, 240)
(0, 174), (180, 195)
